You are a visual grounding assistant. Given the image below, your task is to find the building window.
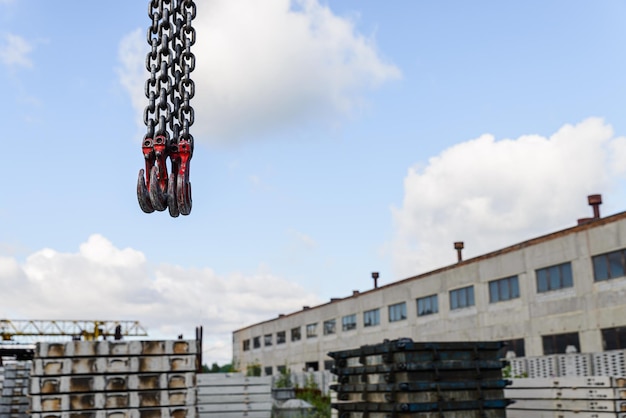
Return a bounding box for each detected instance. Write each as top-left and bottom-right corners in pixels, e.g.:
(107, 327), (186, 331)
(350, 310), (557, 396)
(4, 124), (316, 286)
(324, 360), (334, 371)
(489, 276), (520, 303)
(253, 336), (261, 349)
(242, 339), (250, 351)
(342, 314), (357, 331)
(264, 334), (273, 347)
(277, 331), (286, 345)
(499, 338), (526, 358)
(417, 294), (438, 316)
(450, 286), (475, 310)
(388, 302), (407, 322)
(306, 323), (317, 338)
(602, 327), (626, 350)
(323, 319), (336, 335)
(305, 361), (319, 371)
(264, 366), (273, 376)
(291, 327), (301, 342)
(277, 365), (286, 374)
(593, 249), (626, 281)
(542, 332), (580, 355)
(363, 308), (380, 327)
(536, 262), (573, 292)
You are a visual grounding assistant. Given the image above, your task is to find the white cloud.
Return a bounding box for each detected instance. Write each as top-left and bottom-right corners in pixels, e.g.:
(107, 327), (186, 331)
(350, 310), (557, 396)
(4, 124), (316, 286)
(117, 29), (146, 121)
(0, 234), (321, 364)
(118, 0), (400, 143)
(0, 33), (33, 69)
(391, 118), (626, 278)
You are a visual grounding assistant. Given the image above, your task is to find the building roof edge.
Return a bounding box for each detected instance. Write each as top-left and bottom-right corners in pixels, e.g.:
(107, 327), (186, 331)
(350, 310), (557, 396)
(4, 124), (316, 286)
(232, 209), (626, 334)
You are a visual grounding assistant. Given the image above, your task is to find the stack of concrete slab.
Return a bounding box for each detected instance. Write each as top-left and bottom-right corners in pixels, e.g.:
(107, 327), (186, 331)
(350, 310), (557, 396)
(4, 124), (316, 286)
(519, 354), (592, 378)
(0, 362), (31, 418)
(196, 373), (272, 417)
(329, 338), (511, 418)
(506, 376), (626, 418)
(558, 353), (593, 377)
(508, 357), (528, 378)
(511, 351), (626, 379)
(29, 340), (198, 418)
(526, 355), (559, 378)
(594, 350), (626, 377)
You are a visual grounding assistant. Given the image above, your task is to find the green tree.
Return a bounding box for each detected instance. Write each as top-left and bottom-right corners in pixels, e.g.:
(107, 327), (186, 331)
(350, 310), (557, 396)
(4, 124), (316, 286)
(201, 362), (235, 373)
(295, 373), (331, 418)
(246, 361), (262, 376)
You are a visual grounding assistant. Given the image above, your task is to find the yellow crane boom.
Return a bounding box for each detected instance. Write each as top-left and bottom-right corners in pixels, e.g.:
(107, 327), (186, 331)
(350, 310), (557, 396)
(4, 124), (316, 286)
(0, 320), (148, 341)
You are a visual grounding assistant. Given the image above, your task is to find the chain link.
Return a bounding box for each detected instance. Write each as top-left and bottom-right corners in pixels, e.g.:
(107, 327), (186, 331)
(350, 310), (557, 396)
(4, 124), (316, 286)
(139, 0), (195, 216)
(143, 0), (195, 145)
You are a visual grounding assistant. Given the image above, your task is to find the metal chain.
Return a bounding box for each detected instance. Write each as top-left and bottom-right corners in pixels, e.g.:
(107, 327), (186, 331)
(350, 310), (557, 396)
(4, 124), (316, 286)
(145, 0), (172, 139)
(138, 0), (195, 216)
(176, 0), (196, 142)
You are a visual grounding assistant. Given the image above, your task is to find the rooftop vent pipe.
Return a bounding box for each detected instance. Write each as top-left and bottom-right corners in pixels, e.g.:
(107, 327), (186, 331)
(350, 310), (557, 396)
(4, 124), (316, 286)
(372, 272), (379, 289)
(454, 242), (464, 262)
(588, 194), (602, 219)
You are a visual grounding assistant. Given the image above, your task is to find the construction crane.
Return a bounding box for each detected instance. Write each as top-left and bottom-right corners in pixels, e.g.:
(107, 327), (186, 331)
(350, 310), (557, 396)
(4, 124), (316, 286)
(137, 0), (197, 217)
(0, 320), (148, 342)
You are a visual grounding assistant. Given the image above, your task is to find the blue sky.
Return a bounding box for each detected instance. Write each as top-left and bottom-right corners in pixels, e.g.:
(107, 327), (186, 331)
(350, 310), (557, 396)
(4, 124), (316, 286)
(1, 0), (626, 364)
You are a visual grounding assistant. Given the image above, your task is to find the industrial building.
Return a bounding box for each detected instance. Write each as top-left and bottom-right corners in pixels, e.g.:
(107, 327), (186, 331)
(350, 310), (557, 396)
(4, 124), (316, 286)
(232, 195), (626, 376)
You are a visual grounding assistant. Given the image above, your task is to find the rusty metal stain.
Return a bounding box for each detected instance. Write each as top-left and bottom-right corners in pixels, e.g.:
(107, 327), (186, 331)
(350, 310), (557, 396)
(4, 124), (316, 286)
(139, 408), (163, 418)
(44, 361), (63, 375)
(168, 391), (186, 405)
(70, 394), (95, 410)
(107, 358), (130, 373)
(168, 375), (185, 388)
(171, 408), (188, 418)
(106, 376), (127, 391)
(173, 341), (189, 354)
(71, 358), (96, 374)
(47, 343), (65, 357)
(169, 357), (188, 371)
(73, 341), (96, 356)
(142, 340), (165, 355)
(41, 397), (62, 412)
(105, 394), (128, 409)
(41, 378), (60, 394)
(139, 390), (160, 407)
(139, 374), (160, 390)
(139, 357), (154, 372)
(69, 377), (93, 392)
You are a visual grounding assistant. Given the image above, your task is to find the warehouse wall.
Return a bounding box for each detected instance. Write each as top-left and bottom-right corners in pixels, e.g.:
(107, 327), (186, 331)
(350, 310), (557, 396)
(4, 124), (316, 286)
(233, 212), (626, 374)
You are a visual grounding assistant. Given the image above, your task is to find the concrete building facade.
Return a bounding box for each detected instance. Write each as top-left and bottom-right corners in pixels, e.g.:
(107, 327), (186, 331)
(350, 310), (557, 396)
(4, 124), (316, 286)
(233, 200), (626, 375)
